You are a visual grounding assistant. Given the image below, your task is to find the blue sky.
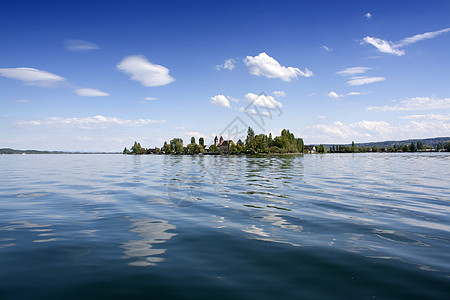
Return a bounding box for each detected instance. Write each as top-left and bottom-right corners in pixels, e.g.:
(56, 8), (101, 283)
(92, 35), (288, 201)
(1, 0), (449, 151)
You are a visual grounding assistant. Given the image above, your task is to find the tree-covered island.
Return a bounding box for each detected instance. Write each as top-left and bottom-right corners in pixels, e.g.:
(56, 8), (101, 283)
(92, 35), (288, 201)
(123, 127), (304, 155)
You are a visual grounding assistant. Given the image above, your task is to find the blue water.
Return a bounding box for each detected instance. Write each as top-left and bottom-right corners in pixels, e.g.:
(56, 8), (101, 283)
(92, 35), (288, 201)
(0, 153), (449, 299)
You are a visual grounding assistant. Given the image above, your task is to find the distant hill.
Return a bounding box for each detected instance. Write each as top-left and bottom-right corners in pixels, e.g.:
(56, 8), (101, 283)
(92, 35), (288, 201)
(0, 148), (67, 154)
(354, 137), (450, 148)
(0, 148), (119, 154)
(314, 137), (450, 148)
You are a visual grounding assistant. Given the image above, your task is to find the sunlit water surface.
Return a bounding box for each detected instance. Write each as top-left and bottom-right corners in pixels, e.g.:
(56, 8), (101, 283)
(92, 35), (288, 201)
(1, 153), (449, 299)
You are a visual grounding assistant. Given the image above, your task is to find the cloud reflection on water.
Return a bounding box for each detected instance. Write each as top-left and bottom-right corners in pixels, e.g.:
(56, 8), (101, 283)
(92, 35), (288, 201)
(121, 218), (177, 267)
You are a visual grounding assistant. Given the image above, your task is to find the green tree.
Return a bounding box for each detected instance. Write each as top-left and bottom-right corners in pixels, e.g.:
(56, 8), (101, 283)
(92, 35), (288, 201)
(163, 141), (172, 154)
(170, 138), (184, 154)
(445, 142), (450, 152)
(123, 147), (131, 154)
(186, 138), (201, 155)
(409, 142), (416, 152)
(131, 141), (145, 154)
(351, 141), (357, 152)
(199, 137), (204, 147)
(296, 138), (304, 153)
(252, 134), (267, 152)
(417, 141), (423, 151)
(236, 139), (245, 153)
(209, 144), (218, 152)
(245, 127), (256, 153)
(317, 144), (326, 153)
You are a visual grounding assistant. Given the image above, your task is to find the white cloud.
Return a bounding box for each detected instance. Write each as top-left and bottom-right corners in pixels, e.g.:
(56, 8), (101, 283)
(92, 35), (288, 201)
(336, 67), (371, 76)
(243, 52), (312, 81)
(16, 115), (166, 129)
(245, 93), (282, 109)
(328, 91), (362, 98)
(367, 96), (450, 112)
(321, 45), (332, 52)
(400, 113), (450, 121)
(302, 120), (401, 144)
(361, 36), (405, 56)
(210, 95), (231, 108)
(365, 12), (372, 19)
(346, 92), (361, 96)
(328, 91), (342, 98)
(248, 108), (270, 116)
(185, 131), (207, 139)
(64, 40), (99, 52)
(347, 76), (385, 86)
(272, 90), (286, 98)
(75, 88), (110, 97)
(143, 97), (157, 101)
(396, 27), (450, 47)
(0, 67), (65, 87)
(303, 114), (450, 144)
(13, 99), (31, 103)
(116, 55), (175, 87)
(229, 96), (240, 103)
(216, 58), (235, 71)
(362, 27), (450, 56)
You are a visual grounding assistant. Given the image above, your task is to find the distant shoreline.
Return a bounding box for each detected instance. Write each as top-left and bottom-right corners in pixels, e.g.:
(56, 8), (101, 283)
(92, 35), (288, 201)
(0, 148), (120, 155)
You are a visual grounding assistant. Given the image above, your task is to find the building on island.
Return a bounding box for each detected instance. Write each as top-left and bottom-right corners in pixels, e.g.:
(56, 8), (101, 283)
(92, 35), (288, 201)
(214, 136), (233, 153)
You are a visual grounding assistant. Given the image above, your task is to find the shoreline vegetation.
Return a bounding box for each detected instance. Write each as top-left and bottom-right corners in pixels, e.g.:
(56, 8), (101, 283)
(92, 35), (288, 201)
(123, 127), (450, 155)
(2, 129), (449, 156)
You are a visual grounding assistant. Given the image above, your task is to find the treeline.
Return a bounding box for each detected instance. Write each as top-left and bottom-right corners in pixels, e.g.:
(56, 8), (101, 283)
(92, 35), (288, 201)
(123, 127), (304, 155)
(324, 141), (450, 153)
(242, 128), (304, 154)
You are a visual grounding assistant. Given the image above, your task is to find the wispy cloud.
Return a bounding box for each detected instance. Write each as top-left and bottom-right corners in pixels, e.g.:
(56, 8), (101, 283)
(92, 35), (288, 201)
(210, 95), (231, 108)
(365, 12), (372, 19)
(116, 55), (175, 87)
(245, 93), (282, 109)
(328, 91), (362, 98)
(13, 99), (31, 103)
(400, 113), (450, 121)
(75, 88), (110, 97)
(184, 131), (207, 139)
(302, 117), (450, 144)
(64, 40), (99, 52)
(336, 67), (371, 76)
(367, 96), (450, 112)
(272, 90), (286, 98)
(244, 52), (312, 81)
(142, 97), (157, 103)
(16, 115), (166, 129)
(321, 45), (332, 52)
(396, 28), (450, 47)
(0, 67), (65, 87)
(361, 37), (405, 56)
(362, 27), (450, 56)
(216, 58), (235, 71)
(347, 76), (385, 86)
(305, 120), (392, 142)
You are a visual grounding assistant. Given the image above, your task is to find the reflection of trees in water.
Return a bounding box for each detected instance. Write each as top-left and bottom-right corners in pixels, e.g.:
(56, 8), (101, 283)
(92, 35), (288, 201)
(121, 218), (176, 267)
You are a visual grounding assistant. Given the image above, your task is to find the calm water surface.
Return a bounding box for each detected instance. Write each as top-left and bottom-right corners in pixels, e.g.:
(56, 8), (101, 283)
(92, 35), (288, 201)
(0, 153), (449, 299)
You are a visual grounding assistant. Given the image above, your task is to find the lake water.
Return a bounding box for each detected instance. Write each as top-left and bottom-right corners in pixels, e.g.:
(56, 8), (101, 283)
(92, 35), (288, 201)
(0, 153), (449, 299)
